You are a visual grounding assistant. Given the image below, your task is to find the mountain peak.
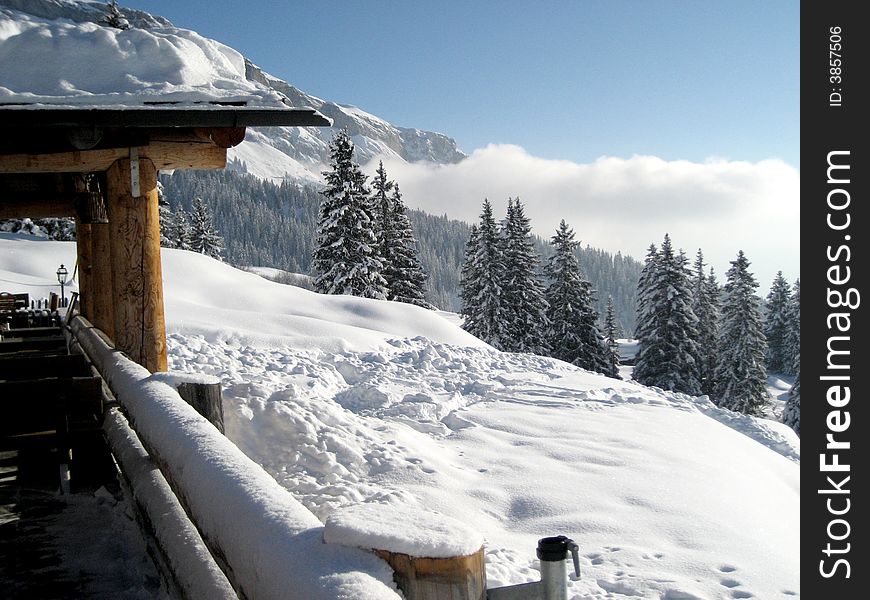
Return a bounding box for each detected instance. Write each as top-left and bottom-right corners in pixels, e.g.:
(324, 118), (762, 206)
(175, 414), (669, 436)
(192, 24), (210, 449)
(1, 0), (466, 183)
(241, 59), (466, 181)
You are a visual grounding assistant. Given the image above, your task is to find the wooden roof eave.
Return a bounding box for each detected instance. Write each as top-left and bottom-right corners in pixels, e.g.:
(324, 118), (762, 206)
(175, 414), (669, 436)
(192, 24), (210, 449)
(0, 105), (331, 175)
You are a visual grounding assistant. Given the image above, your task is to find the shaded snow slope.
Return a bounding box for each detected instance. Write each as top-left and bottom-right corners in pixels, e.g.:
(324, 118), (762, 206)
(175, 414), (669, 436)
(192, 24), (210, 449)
(1, 235), (800, 599)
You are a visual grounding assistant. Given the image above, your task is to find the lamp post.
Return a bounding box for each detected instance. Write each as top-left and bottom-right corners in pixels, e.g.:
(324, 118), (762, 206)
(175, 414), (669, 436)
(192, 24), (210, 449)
(56, 264), (68, 308)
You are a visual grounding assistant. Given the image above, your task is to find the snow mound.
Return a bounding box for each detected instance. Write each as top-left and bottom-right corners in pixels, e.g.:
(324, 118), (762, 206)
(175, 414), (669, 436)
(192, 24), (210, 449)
(325, 504), (485, 558)
(0, 236), (800, 599)
(0, 2), (290, 107)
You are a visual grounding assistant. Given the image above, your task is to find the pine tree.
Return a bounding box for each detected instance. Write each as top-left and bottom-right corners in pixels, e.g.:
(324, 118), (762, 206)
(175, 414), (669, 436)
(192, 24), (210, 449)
(173, 206), (193, 251)
(763, 271), (792, 373)
(459, 199), (508, 349)
(500, 198), (549, 354)
(781, 277), (800, 434)
(544, 220), (614, 375)
(783, 278), (800, 376)
(713, 251), (769, 415)
(782, 353), (800, 435)
(633, 243), (659, 347)
(692, 250), (720, 396)
(603, 295), (622, 378)
(371, 160), (395, 263)
(312, 130), (388, 299)
(384, 184), (432, 308)
(369, 162), (431, 307)
(157, 180), (176, 248)
(189, 197), (224, 260)
(632, 235), (702, 395)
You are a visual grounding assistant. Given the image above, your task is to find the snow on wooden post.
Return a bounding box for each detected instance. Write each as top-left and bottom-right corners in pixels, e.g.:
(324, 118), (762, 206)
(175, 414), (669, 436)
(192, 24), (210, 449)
(151, 373), (225, 434)
(324, 504), (487, 600)
(106, 156), (167, 372)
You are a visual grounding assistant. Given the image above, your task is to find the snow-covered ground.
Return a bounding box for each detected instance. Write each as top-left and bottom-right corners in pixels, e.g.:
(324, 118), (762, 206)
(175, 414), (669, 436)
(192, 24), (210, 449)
(0, 235), (800, 599)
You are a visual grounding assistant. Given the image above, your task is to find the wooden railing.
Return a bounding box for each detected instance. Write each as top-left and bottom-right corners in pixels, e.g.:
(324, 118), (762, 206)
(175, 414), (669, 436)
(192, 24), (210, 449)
(67, 314), (403, 600)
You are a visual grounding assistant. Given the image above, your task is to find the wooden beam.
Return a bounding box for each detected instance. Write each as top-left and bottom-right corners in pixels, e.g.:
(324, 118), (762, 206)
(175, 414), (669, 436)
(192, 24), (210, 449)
(0, 141), (226, 174)
(0, 173), (76, 218)
(0, 196), (77, 219)
(106, 157), (167, 372)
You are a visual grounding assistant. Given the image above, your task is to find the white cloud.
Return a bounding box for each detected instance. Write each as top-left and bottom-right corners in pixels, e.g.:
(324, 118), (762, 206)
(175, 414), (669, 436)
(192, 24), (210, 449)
(365, 145), (800, 288)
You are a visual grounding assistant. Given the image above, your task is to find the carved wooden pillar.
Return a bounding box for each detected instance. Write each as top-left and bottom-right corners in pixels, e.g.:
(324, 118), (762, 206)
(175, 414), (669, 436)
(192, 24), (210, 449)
(106, 157), (167, 372)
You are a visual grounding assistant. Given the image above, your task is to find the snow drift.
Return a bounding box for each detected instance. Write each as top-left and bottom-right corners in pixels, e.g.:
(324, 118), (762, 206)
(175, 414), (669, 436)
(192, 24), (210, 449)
(0, 234), (799, 599)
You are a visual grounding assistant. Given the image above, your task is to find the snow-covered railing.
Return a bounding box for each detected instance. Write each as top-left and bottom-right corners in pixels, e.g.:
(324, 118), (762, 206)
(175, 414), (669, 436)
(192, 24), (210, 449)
(68, 315), (400, 600)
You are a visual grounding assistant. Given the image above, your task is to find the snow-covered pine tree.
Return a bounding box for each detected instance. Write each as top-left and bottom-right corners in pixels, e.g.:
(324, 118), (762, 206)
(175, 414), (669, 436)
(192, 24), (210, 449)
(459, 224), (481, 328)
(544, 220), (614, 375)
(173, 205), (193, 251)
(369, 162), (431, 307)
(312, 130), (388, 299)
(783, 278), (800, 377)
(157, 180), (176, 248)
(383, 184), (432, 308)
(782, 353), (800, 435)
(459, 199), (508, 349)
(692, 250), (720, 396)
(633, 243), (659, 355)
(713, 250), (769, 415)
(500, 198), (549, 354)
(603, 295), (622, 378)
(371, 160), (394, 260)
(763, 271), (792, 373)
(781, 277), (800, 434)
(632, 235), (702, 395)
(189, 197), (224, 260)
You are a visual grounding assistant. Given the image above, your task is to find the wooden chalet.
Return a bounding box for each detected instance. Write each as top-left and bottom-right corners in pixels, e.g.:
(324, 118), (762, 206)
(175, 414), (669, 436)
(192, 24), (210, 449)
(0, 103), (330, 371)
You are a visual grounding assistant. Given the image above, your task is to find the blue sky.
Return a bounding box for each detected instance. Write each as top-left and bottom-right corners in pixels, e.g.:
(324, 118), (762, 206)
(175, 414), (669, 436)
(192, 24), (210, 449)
(124, 0), (799, 167)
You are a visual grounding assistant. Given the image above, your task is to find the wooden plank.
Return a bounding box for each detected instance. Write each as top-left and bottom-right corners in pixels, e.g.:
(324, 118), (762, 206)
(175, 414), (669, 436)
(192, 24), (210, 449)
(0, 195), (77, 219)
(3, 327), (62, 338)
(0, 354), (89, 381)
(0, 338), (67, 354)
(107, 158), (168, 372)
(0, 377), (103, 436)
(0, 141), (226, 174)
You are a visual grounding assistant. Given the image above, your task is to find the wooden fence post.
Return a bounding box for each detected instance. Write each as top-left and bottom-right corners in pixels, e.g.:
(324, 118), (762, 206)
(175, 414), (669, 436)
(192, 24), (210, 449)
(374, 548), (486, 600)
(324, 504), (487, 600)
(149, 372), (224, 434)
(176, 381), (224, 434)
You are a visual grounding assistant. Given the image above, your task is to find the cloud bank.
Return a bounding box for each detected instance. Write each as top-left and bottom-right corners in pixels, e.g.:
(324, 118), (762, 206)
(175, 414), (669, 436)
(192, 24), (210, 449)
(366, 145), (800, 288)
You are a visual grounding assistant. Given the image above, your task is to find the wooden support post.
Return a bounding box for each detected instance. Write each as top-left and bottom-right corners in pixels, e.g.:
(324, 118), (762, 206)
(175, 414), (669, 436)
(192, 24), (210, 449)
(90, 221), (115, 341)
(106, 157), (167, 372)
(374, 549), (486, 600)
(75, 222), (93, 320)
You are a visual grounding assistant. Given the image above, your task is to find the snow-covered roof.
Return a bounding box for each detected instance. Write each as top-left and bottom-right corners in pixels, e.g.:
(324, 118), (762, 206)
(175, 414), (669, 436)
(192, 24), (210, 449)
(0, 3), (329, 127)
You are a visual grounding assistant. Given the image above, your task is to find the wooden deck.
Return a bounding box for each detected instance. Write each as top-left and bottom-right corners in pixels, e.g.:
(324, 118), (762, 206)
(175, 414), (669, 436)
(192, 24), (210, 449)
(0, 326), (169, 599)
